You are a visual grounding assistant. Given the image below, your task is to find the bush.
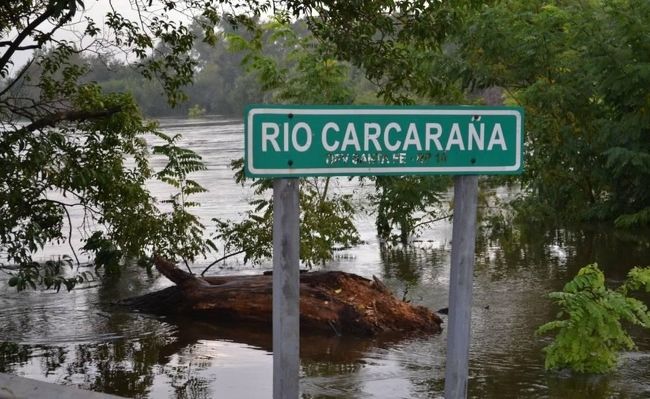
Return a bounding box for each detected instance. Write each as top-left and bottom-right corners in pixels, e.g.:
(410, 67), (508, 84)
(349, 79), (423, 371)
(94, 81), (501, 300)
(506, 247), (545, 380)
(536, 263), (650, 373)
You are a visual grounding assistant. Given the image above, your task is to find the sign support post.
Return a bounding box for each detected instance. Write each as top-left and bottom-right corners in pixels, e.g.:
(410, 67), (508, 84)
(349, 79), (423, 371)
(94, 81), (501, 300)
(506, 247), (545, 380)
(272, 178), (300, 399)
(444, 175), (479, 399)
(245, 105), (523, 399)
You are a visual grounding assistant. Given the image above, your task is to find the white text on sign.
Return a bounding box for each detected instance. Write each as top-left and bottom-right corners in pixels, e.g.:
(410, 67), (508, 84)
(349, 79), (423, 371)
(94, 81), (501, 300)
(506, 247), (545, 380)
(260, 121), (507, 153)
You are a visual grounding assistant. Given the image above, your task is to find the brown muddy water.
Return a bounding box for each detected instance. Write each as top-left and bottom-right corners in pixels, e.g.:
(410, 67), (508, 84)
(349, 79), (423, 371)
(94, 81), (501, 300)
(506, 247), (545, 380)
(1, 118), (649, 398)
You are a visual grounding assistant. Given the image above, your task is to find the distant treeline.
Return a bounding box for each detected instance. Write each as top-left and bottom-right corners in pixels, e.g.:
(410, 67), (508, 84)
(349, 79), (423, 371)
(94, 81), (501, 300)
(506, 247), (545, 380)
(87, 19), (266, 117)
(17, 19), (379, 118)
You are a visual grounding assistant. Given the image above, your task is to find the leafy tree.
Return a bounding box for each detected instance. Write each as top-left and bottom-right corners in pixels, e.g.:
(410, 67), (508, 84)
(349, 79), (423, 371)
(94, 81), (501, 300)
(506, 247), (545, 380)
(64, 17), (265, 118)
(210, 161), (360, 270)
(0, 0), (233, 289)
(373, 176), (450, 245)
(297, 0), (650, 228)
(294, 1), (483, 243)
(460, 0), (650, 226)
(536, 263), (650, 373)
(297, 0), (486, 104)
(201, 16), (360, 271)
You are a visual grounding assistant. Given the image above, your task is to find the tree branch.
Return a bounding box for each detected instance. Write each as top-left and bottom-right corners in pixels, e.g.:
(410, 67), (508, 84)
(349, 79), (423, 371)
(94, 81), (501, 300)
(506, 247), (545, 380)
(201, 249), (247, 276)
(0, 1), (82, 77)
(36, 199), (82, 266)
(0, 58), (34, 98)
(412, 214), (452, 230)
(320, 176), (330, 202)
(13, 44), (41, 51)
(60, 202), (81, 267)
(18, 106), (123, 134)
(0, 4), (58, 75)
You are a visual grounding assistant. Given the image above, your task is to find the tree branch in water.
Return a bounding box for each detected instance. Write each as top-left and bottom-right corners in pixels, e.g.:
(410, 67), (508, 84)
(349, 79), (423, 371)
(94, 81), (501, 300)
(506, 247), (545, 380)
(201, 249), (247, 276)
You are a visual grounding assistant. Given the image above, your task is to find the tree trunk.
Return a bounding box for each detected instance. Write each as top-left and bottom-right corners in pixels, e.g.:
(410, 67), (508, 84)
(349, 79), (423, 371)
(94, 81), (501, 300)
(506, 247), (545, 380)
(120, 255), (442, 336)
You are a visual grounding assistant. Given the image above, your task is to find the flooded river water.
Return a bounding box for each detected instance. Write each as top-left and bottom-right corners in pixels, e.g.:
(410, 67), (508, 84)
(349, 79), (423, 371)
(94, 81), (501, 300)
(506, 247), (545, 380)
(1, 118), (649, 398)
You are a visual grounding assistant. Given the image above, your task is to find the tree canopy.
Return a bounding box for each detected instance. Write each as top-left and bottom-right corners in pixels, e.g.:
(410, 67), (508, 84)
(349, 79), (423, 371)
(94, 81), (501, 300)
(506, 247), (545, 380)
(463, 0), (650, 226)
(0, 0), (229, 289)
(2, 0), (649, 290)
(297, 0), (650, 227)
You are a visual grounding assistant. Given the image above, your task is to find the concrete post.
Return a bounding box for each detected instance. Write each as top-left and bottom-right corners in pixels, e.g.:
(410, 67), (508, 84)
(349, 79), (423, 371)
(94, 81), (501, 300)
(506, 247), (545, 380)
(444, 175), (479, 399)
(272, 178), (300, 399)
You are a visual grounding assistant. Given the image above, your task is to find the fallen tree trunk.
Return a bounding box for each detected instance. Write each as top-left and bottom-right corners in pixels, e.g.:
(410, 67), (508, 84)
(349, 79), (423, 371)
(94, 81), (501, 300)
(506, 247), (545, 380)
(120, 255), (442, 336)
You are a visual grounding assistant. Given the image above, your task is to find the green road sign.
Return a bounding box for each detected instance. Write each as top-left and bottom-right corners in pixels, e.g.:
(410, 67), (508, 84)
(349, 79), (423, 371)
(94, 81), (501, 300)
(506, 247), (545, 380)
(245, 105), (524, 177)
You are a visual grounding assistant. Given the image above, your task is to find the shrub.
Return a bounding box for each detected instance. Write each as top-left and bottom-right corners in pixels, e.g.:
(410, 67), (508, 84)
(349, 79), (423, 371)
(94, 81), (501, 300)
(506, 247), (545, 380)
(536, 263), (650, 373)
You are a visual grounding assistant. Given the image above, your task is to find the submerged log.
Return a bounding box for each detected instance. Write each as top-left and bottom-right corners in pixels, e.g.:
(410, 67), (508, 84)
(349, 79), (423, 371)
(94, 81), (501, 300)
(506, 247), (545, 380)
(121, 255), (442, 336)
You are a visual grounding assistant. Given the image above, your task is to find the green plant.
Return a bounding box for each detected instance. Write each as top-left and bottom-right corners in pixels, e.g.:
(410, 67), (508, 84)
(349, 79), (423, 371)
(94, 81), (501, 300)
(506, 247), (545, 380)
(301, 0), (650, 228)
(151, 132), (215, 267)
(373, 175), (451, 246)
(203, 16), (361, 272)
(187, 104), (206, 118)
(462, 0), (650, 226)
(536, 263), (650, 373)
(7, 257), (94, 292)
